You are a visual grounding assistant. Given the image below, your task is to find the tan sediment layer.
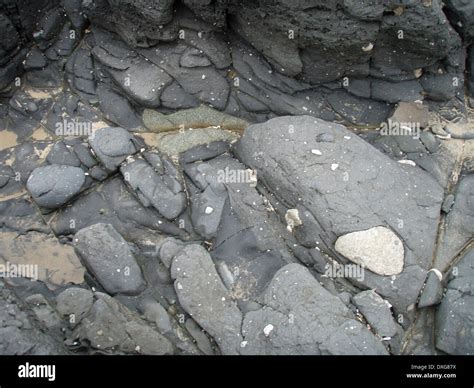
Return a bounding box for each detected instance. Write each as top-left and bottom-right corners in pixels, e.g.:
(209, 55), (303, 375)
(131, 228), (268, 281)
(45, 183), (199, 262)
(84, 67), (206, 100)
(0, 130), (18, 151)
(143, 105), (249, 133)
(0, 231), (85, 288)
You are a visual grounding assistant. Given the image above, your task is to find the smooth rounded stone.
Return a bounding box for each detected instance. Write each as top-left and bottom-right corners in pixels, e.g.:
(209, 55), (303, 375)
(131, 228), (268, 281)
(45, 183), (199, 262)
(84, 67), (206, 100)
(240, 264), (388, 355)
(335, 227), (404, 276)
(139, 298), (172, 334)
(55, 287), (94, 327)
(418, 270), (444, 308)
(74, 223), (146, 295)
(88, 127), (139, 171)
(26, 164), (86, 209)
(435, 247), (474, 355)
(170, 244), (243, 355)
(352, 290), (398, 338)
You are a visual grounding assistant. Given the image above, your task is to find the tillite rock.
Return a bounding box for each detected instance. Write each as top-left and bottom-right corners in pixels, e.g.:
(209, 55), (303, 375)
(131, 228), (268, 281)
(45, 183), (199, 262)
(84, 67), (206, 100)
(0, 0), (473, 358)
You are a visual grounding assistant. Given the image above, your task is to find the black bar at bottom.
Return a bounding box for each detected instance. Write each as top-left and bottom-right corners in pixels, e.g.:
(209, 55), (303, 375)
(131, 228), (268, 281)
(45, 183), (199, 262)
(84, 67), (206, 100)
(0, 356), (471, 387)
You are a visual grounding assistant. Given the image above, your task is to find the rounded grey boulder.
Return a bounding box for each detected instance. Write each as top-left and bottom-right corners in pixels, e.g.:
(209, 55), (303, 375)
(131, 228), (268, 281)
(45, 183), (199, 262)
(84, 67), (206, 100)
(26, 164), (86, 209)
(74, 223), (146, 296)
(88, 127), (139, 171)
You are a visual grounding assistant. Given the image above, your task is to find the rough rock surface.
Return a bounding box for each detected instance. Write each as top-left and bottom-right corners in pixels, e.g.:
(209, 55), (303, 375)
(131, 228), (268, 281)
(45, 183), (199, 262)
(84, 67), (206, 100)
(235, 116), (445, 320)
(74, 292), (174, 355)
(418, 270), (444, 309)
(0, 0), (473, 358)
(170, 244), (243, 355)
(435, 247), (474, 355)
(435, 175), (474, 271)
(121, 152), (187, 220)
(182, 147), (294, 299)
(1, 0), (472, 127)
(235, 116), (442, 267)
(0, 282), (67, 355)
(241, 264), (388, 355)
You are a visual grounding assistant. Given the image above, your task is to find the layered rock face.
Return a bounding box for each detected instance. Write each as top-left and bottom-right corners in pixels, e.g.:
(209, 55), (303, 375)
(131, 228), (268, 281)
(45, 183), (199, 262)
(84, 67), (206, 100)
(0, 0), (473, 126)
(0, 0), (473, 357)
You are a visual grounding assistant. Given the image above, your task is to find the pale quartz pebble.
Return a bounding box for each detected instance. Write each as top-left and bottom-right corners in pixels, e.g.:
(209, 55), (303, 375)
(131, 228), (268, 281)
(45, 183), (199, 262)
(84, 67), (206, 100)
(335, 226), (404, 276)
(398, 159), (417, 167)
(263, 324), (274, 337)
